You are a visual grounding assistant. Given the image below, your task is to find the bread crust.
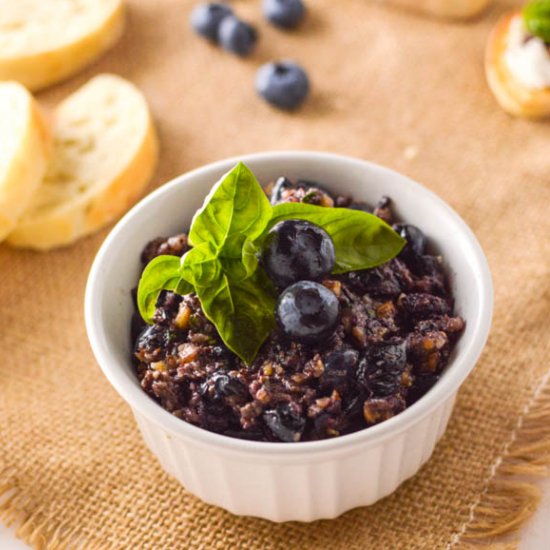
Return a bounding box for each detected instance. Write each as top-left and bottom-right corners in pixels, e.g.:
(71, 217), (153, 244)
(7, 75), (159, 250)
(383, 0), (491, 20)
(7, 121), (158, 250)
(0, 1), (125, 91)
(486, 13), (550, 119)
(0, 83), (51, 241)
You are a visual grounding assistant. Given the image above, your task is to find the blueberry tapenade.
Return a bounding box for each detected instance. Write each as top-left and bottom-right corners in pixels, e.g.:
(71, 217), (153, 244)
(132, 163), (464, 442)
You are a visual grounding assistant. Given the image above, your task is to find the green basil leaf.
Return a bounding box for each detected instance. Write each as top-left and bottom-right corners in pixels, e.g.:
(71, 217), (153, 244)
(137, 255), (193, 323)
(267, 202), (405, 274)
(220, 257), (250, 283)
(138, 163), (407, 365)
(242, 238), (260, 277)
(188, 162), (272, 257)
(180, 244), (221, 287)
(524, 0), (550, 42)
(194, 269), (276, 364)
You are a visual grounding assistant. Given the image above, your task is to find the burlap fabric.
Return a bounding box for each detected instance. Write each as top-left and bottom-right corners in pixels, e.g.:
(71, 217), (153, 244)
(1, 0), (549, 548)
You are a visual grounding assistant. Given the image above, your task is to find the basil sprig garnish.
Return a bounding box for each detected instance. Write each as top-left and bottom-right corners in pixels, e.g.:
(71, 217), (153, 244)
(137, 162), (405, 364)
(523, 0), (550, 42)
(137, 255), (194, 322)
(267, 202), (405, 274)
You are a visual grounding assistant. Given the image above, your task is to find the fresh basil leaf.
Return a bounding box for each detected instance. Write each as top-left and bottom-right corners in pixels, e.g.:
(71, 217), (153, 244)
(242, 238), (260, 277)
(219, 257), (250, 283)
(138, 163), (407, 365)
(188, 162), (272, 257)
(194, 270), (276, 364)
(180, 244), (221, 287)
(267, 202), (405, 274)
(137, 255), (193, 323)
(524, 0), (550, 42)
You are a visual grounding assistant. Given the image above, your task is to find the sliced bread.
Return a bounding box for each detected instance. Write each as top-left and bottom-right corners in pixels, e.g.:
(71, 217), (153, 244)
(7, 74), (158, 250)
(0, 81), (51, 241)
(384, 0), (490, 19)
(0, 0), (125, 91)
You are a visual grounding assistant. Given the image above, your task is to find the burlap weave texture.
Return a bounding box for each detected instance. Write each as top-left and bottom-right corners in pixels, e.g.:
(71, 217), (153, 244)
(1, 0), (549, 548)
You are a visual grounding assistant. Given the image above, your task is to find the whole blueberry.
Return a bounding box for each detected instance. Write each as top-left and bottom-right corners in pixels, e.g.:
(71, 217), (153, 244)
(262, 220), (335, 288)
(393, 223), (426, 259)
(190, 3), (232, 42)
(276, 281), (340, 344)
(263, 0), (305, 29)
(256, 61), (310, 110)
(218, 15), (257, 56)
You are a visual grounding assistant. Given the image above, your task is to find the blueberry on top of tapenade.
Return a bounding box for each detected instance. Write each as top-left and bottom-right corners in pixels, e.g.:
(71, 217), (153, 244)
(262, 220), (335, 288)
(276, 280), (340, 343)
(132, 166), (464, 443)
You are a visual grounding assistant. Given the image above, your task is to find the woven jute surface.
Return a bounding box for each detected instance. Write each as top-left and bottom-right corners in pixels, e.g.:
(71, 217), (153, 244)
(1, 0), (549, 548)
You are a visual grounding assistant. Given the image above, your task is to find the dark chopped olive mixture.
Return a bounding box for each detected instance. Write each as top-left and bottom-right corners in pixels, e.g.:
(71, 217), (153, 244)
(132, 179), (465, 442)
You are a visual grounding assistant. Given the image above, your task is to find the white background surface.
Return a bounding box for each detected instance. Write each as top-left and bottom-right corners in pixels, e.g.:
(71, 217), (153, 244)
(1, 478), (549, 548)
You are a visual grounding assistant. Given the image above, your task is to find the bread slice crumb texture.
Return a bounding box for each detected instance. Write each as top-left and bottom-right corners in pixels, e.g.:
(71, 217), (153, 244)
(0, 0), (125, 90)
(0, 81), (50, 241)
(7, 74), (158, 250)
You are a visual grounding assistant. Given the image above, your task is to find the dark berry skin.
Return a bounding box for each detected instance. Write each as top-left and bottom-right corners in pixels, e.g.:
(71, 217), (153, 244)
(153, 291), (183, 325)
(320, 349), (360, 393)
(205, 344), (237, 368)
(357, 339), (407, 397)
(256, 61), (310, 110)
(204, 373), (249, 399)
(343, 261), (405, 297)
(134, 325), (180, 361)
(131, 312), (146, 346)
(262, 220), (335, 288)
(263, 402), (305, 442)
(218, 15), (257, 56)
(348, 202), (372, 213)
(269, 177), (334, 205)
(373, 196), (393, 224)
(190, 3), (232, 42)
(393, 223), (426, 260)
(269, 176), (294, 205)
(263, 0), (305, 29)
(406, 374), (439, 406)
(276, 281), (340, 344)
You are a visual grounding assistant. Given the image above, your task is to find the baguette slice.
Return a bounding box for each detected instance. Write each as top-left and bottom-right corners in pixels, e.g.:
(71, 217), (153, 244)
(382, 0), (491, 19)
(0, 82), (50, 241)
(7, 74), (158, 250)
(0, 0), (125, 91)
(486, 13), (550, 119)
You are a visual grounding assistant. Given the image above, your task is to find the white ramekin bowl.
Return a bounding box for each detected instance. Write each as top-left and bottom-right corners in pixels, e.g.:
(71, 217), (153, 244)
(85, 152), (493, 522)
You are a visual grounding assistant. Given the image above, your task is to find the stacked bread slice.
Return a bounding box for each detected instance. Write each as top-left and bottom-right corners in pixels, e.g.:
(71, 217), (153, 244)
(0, 82), (51, 241)
(0, 74), (158, 250)
(382, 0), (491, 19)
(0, 0), (125, 91)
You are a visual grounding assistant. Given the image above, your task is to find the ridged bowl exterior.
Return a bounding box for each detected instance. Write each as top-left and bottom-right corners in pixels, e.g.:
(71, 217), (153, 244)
(132, 395), (456, 521)
(85, 152), (493, 523)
